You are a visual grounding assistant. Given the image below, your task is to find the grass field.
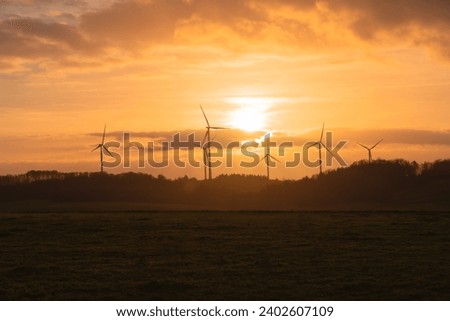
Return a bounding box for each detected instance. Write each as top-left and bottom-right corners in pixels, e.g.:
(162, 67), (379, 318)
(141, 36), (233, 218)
(1, 211), (449, 300)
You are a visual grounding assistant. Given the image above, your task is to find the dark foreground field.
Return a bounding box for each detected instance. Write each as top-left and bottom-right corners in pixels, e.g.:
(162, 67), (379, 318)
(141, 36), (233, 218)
(1, 211), (449, 300)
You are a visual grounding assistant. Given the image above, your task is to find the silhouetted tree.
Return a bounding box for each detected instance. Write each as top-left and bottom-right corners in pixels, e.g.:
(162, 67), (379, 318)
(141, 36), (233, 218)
(0, 160), (449, 210)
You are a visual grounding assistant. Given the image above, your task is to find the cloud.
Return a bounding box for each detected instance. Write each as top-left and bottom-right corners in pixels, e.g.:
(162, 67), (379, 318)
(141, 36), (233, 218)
(14, 18), (96, 51)
(88, 128), (450, 149)
(1, 127), (449, 175)
(89, 129), (265, 150)
(277, 128), (450, 147)
(327, 0), (450, 31)
(0, 0), (449, 73)
(3, 0), (87, 5)
(0, 22), (64, 60)
(80, 0), (193, 47)
(340, 128), (450, 146)
(0, 17), (102, 62)
(322, 0), (450, 59)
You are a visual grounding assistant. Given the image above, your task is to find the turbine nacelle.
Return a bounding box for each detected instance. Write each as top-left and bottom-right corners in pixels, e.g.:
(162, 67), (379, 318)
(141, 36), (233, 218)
(357, 139), (383, 163)
(258, 153), (281, 165)
(258, 134), (281, 180)
(306, 123), (335, 175)
(91, 144), (112, 156)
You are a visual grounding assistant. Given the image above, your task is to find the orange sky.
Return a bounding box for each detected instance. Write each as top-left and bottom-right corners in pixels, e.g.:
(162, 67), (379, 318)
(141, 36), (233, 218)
(0, 0), (449, 178)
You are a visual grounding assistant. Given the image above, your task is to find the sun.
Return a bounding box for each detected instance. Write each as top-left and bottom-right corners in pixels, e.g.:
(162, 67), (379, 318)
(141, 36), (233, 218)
(230, 106), (266, 132)
(228, 97), (271, 132)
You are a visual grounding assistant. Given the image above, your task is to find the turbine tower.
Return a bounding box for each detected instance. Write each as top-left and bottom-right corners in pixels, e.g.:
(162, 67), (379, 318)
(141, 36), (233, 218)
(91, 124), (112, 173)
(200, 105), (228, 180)
(202, 145), (208, 180)
(258, 142), (281, 180)
(307, 122), (334, 175)
(357, 139), (383, 163)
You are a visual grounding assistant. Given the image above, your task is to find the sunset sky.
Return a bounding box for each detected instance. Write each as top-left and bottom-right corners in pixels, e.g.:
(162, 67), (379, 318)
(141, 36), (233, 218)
(0, 0), (449, 178)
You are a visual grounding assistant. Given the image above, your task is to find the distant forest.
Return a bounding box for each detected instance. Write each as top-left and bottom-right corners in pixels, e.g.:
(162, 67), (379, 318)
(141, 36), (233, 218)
(1, 159), (449, 211)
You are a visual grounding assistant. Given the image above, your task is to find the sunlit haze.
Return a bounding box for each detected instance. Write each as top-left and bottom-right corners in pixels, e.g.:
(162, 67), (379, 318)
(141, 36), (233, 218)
(227, 97), (274, 132)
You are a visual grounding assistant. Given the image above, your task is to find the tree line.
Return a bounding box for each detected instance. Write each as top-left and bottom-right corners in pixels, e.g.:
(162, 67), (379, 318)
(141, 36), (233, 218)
(0, 159), (449, 210)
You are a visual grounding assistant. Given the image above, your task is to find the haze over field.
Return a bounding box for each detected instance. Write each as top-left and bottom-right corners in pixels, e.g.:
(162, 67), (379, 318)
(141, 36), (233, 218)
(0, 0), (449, 177)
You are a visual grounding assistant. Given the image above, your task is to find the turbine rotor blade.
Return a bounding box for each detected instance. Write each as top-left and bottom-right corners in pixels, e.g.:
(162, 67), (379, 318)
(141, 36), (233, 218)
(102, 124), (107, 145)
(258, 154), (268, 164)
(321, 142), (334, 156)
(371, 139), (383, 150)
(357, 143), (370, 150)
(103, 145), (113, 156)
(319, 122), (325, 142)
(200, 105), (210, 127)
(270, 155), (281, 163)
(306, 141), (320, 149)
(210, 126), (229, 130)
(91, 145), (101, 152)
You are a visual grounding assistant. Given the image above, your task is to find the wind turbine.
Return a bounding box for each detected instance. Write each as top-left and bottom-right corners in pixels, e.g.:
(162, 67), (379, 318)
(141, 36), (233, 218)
(91, 124), (112, 173)
(200, 105), (228, 180)
(307, 122), (334, 175)
(357, 139), (383, 163)
(258, 148), (280, 180)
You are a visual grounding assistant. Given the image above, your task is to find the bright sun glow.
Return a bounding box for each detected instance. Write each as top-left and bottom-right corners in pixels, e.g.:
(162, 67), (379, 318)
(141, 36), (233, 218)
(228, 97), (273, 132)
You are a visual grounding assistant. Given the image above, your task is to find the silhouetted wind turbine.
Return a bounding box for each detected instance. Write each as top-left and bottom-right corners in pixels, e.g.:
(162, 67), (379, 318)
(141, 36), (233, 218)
(200, 105), (228, 180)
(357, 139), (383, 163)
(91, 124), (112, 173)
(307, 122), (334, 175)
(258, 144), (281, 180)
